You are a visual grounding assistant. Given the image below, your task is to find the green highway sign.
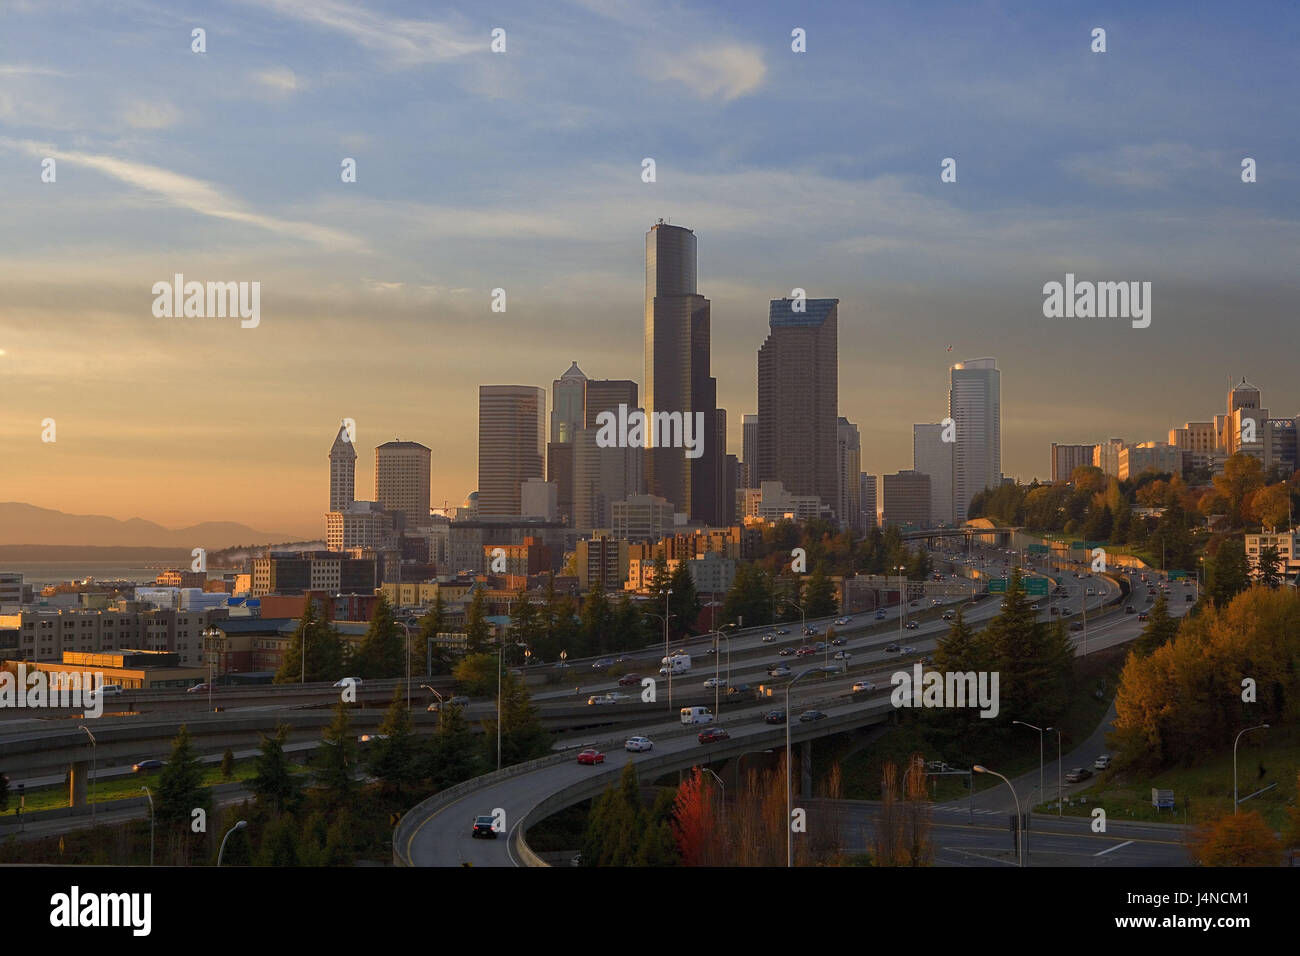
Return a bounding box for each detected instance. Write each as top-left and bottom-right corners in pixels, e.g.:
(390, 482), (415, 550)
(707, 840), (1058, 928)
(1169, 570), (1189, 580)
(1070, 540), (1086, 550)
(988, 579), (1008, 593)
(1028, 545), (1049, 554)
(1026, 578), (1049, 596)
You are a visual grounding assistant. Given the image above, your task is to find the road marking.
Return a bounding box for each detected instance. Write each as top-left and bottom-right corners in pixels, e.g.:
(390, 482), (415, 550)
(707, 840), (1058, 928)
(1094, 839), (1134, 857)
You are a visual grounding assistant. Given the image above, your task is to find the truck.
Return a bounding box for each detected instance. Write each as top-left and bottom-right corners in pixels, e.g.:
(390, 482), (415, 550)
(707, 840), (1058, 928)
(680, 705), (714, 725)
(659, 653), (691, 676)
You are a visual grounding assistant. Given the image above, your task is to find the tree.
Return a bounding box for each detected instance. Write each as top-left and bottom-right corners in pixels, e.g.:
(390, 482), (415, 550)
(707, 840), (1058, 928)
(1255, 546), (1282, 588)
(610, 592), (648, 652)
(249, 723), (300, 815)
(464, 586), (491, 653)
(981, 570), (1074, 728)
(213, 805), (253, 865)
(1132, 592), (1179, 658)
(1207, 539), (1251, 606)
(1247, 482), (1291, 531)
(634, 788), (681, 866)
(1212, 453), (1266, 526)
(666, 561), (701, 639)
(723, 563), (773, 629)
(485, 670), (551, 767)
(256, 813), (300, 866)
(578, 586), (612, 657)
(366, 685), (420, 793)
(672, 768), (722, 865)
(353, 593), (404, 679)
(155, 725), (208, 830)
(424, 698), (481, 790)
(417, 594), (453, 675)
(220, 748), (235, 780)
(274, 598), (345, 684)
(314, 699), (359, 808)
(452, 652), (496, 697)
(1188, 811), (1282, 866)
(804, 563), (838, 618)
(508, 588), (543, 649)
(0, 770), (8, 812)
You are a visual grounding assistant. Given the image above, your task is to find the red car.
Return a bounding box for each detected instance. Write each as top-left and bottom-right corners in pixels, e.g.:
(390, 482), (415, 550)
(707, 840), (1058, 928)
(698, 728), (730, 744)
(795, 646), (816, 657)
(576, 749), (606, 765)
(617, 674), (642, 686)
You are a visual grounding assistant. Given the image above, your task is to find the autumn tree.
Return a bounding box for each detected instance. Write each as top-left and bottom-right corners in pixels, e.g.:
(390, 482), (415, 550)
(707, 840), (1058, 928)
(1188, 811), (1282, 866)
(672, 767), (724, 866)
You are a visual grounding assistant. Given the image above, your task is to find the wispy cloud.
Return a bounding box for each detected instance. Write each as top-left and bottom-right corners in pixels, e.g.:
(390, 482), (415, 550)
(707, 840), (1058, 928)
(252, 67), (306, 95)
(1062, 143), (1220, 190)
(0, 64), (67, 76)
(120, 98), (181, 129)
(250, 0), (481, 66)
(8, 140), (360, 249)
(658, 44), (765, 101)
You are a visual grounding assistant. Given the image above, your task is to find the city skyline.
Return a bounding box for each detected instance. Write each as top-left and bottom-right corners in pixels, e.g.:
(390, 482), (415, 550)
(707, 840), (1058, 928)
(3, 1), (1298, 534)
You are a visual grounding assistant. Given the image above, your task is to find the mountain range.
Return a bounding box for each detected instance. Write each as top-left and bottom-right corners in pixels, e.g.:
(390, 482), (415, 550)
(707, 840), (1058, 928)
(0, 502), (295, 549)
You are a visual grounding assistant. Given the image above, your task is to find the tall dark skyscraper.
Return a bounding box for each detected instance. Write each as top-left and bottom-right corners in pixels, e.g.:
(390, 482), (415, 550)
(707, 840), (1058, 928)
(757, 297), (839, 516)
(643, 220), (724, 524)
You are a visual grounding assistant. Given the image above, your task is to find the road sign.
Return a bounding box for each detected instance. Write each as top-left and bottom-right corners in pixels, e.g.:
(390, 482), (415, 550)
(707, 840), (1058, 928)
(1026, 577), (1049, 596)
(1027, 544), (1049, 554)
(1152, 788), (1175, 809)
(988, 579), (1008, 594)
(1168, 570), (1188, 580)
(1069, 540), (1086, 550)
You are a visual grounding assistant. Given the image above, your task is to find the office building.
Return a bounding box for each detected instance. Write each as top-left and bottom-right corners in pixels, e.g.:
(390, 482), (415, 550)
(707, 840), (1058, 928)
(860, 473), (878, 529)
(838, 418), (862, 531)
(743, 414), (759, 483)
(883, 470), (932, 528)
(757, 297), (839, 516)
(329, 421), (356, 512)
(611, 494), (676, 543)
(478, 385), (546, 517)
(375, 440), (432, 530)
(914, 423), (955, 525)
(949, 358), (1000, 523)
(1050, 443), (1097, 482)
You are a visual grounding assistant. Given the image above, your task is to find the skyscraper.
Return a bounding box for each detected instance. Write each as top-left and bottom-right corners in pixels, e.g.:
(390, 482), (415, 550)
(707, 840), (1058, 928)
(375, 440), (431, 530)
(643, 220), (724, 524)
(837, 417), (862, 531)
(573, 379), (641, 532)
(913, 423), (955, 525)
(859, 473), (878, 529)
(546, 361), (587, 524)
(478, 385), (546, 518)
(329, 422), (356, 512)
(757, 297), (839, 516)
(742, 414), (759, 486)
(949, 358), (1001, 522)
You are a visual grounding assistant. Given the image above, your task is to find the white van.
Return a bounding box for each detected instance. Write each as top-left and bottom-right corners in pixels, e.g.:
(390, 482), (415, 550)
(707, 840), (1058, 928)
(659, 653), (691, 676)
(680, 706), (714, 725)
(95, 683), (124, 697)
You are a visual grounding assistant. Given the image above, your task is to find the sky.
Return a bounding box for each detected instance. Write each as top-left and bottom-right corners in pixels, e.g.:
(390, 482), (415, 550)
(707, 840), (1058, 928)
(1, 0), (1297, 538)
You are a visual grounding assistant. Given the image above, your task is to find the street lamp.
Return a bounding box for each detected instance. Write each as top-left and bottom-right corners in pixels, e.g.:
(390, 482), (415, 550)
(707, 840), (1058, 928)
(78, 725), (97, 826)
(785, 665), (819, 867)
(973, 764), (1023, 867)
(202, 625), (225, 710)
(218, 820), (247, 866)
(421, 683), (443, 713)
(896, 565), (907, 644)
(700, 766), (727, 831)
(1012, 721), (1046, 815)
(712, 622), (737, 715)
(1054, 727), (1062, 816)
(1233, 724), (1269, 813)
(496, 641), (527, 771)
(398, 621), (412, 710)
(140, 786), (154, 866)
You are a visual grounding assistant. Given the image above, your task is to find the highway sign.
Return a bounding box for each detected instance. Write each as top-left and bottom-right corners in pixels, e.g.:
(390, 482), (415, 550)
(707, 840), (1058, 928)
(988, 579), (1008, 594)
(1026, 578), (1049, 596)
(1069, 540), (1086, 550)
(1027, 544), (1049, 554)
(1169, 570), (1189, 580)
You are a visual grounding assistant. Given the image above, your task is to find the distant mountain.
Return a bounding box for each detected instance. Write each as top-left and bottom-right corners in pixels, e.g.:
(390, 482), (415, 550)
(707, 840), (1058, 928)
(0, 502), (296, 549)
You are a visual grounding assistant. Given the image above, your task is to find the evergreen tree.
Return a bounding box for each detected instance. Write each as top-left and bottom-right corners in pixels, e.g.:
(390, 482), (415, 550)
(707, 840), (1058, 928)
(424, 697), (481, 789)
(1256, 546), (1282, 588)
(579, 586), (613, 656)
(213, 805), (253, 865)
(610, 592), (648, 651)
(219, 747), (235, 780)
(417, 593), (452, 675)
(298, 810), (331, 866)
(804, 563), (838, 618)
(667, 560), (701, 639)
(723, 563), (773, 628)
(256, 814), (300, 866)
(508, 588), (542, 648)
(981, 570), (1073, 728)
(0, 770), (8, 812)
(274, 598), (345, 684)
(1208, 539), (1251, 606)
(354, 593), (405, 679)
(314, 699), (359, 809)
(155, 725), (209, 830)
(249, 723), (301, 815)
(366, 685), (419, 793)
(465, 586), (491, 653)
(486, 670), (550, 766)
(1133, 592), (1180, 657)
(633, 788), (681, 866)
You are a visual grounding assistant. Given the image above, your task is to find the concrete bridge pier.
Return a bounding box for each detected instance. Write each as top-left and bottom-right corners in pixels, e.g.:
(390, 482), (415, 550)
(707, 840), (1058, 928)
(69, 760), (89, 808)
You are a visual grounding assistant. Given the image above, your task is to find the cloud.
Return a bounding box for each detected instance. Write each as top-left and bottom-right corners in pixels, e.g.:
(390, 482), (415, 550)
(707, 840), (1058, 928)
(8, 140), (360, 250)
(253, 67), (306, 95)
(0, 64), (67, 76)
(1062, 143), (1219, 190)
(658, 44), (765, 101)
(250, 0), (481, 66)
(120, 98), (181, 129)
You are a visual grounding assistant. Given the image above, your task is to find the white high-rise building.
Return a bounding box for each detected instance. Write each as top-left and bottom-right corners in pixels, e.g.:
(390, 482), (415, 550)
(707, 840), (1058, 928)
(949, 358), (1001, 523)
(329, 422), (356, 512)
(913, 422), (955, 526)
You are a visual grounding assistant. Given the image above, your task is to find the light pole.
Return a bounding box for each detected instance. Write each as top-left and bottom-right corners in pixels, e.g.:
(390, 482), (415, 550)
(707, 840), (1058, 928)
(1054, 727), (1062, 816)
(218, 820), (247, 866)
(202, 625), (224, 710)
(140, 786), (154, 866)
(700, 766), (726, 831)
(1233, 723), (1269, 813)
(78, 725), (97, 826)
(974, 764), (1023, 867)
(420, 683), (443, 712)
(710, 622), (737, 714)
(496, 641), (526, 771)
(896, 565), (907, 644)
(398, 621), (412, 710)
(1012, 720), (1046, 815)
(785, 665), (818, 867)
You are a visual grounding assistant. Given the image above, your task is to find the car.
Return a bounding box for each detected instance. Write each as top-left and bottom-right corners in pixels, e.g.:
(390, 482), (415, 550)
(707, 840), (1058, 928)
(448, 695), (470, 707)
(942, 611), (955, 620)
(905, 621), (919, 630)
(1069, 621), (1084, 631)
(592, 658), (615, 670)
(1138, 612), (1149, 621)
(333, 677), (362, 688)
(704, 646), (717, 655)
(799, 710), (828, 722)
(1093, 754), (1112, 770)
(778, 647), (795, 657)
(1185, 593), (1194, 602)
(833, 650), (852, 660)
(795, 646), (816, 657)
(834, 617), (848, 626)
(427, 702), (440, 712)
(698, 728), (730, 744)
(901, 646), (916, 654)
(885, 643), (901, 653)
(625, 736), (654, 752)
(132, 759), (164, 773)
(814, 642), (827, 652)
(831, 636), (847, 646)
(921, 656), (933, 665)
(576, 749), (606, 765)
(762, 633), (776, 643)
(587, 694), (616, 705)
(1086, 588), (1096, 596)
(764, 709), (787, 724)
(727, 683), (753, 698)
(618, 673), (643, 686)
(768, 665), (791, 677)
(930, 599), (942, 606)
(472, 815), (498, 839)
(999, 602), (1008, 609)
(1125, 605), (1136, 614)
(801, 626), (813, 635)
(186, 683), (210, 693)
(875, 610), (887, 620)
(1030, 604), (1040, 611)
(703, 677), (727, 689)
(842, 617), (853, 624)
(1064, 767), (1092, 783)
(852, 680), (876, 693)
(775, 628), (789, 635)
(909, 600), (920, 607)
(358, 733), (390, 742)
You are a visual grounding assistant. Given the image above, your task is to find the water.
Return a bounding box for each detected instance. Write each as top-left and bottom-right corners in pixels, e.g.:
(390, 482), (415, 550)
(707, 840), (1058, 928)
(0, 562), (221, 590)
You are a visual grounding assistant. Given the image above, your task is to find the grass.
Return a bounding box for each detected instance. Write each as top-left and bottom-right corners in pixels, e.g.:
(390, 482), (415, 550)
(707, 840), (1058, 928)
(1043, 726), (1300, 830)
